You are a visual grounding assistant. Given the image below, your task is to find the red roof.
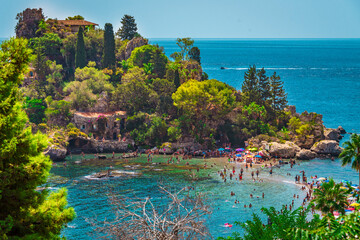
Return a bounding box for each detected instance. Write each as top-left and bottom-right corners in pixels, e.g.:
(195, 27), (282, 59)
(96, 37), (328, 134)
(58, 20), (98, 26)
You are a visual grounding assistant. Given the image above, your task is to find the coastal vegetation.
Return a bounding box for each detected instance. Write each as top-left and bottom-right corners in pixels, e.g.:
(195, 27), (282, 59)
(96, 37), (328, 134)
(0, 38), (75, 239)
(340, 133), (360, 185)
(219, 206), (360, 240)
(2, 7), (354, 240)
(15, 7), (300, 152)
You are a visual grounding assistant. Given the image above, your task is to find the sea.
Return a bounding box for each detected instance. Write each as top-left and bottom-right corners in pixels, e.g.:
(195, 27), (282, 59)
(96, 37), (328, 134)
(2, 38), (360, 238)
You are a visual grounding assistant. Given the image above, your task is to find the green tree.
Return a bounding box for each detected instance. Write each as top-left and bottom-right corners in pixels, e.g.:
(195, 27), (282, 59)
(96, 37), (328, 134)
(112, 76), (156, 114)
(311, 178), (350, 215)
(340, 133), (360, 186)
(121, 66), (147, 84)
(75, 26), (86, 68)
(0, 38), (75, 239)
(45, 60), (64, 98)
(15, 8), (45, 38)
(65, 15), (84, 20)
(128, 45), (168, 78)
(151, 78), (176, 114)
(188, 46), (201, 64)
(45, 97), (72, 127)
(23, 97), (46, 124)
(117, 15), (138, 40)
(241, 65), (260, 106)
(102, 23), (116, 68)
(64, 62), (113, 110)
(170, 38), (194, 61)
(85, 29), (104, 67)
(257, 68), (270, 103)
(173, 79), (235, 141)
(269, 72), (287, 112)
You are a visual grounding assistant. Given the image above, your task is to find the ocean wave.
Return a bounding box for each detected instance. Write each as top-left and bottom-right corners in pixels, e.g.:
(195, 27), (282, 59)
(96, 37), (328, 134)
(113, 170), (140, 175)
(215, 67), (340, 71)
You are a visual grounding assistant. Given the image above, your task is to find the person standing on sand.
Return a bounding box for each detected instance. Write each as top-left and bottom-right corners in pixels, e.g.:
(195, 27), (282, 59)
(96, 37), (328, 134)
(270, 168), (273, 175)
(256, 170), (259, 178)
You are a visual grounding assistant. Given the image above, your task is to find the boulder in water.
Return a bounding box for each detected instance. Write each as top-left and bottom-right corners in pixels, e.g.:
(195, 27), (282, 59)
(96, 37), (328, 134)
(337, 126), (346, 134)
(310, 140), (342, 156)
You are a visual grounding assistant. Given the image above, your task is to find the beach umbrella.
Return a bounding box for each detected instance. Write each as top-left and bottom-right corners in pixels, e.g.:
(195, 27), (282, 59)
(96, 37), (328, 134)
(350, 202), (360, 207)
(235, 148), (244, 152)
(255, 155), (262, 158)
(236, 154), (241, 157)
(317, 177), (326, 181)
(218, 148), (225, 151)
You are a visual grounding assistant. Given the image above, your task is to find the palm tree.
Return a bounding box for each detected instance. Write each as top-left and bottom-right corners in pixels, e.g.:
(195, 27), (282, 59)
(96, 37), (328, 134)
(311, 178), (350, 215)
(340, 133), (360, 186)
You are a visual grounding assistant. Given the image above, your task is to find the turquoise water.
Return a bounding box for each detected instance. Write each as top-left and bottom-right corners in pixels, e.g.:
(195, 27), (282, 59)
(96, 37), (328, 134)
(151, 39), (360, 133)
(52, 155), (359, 239)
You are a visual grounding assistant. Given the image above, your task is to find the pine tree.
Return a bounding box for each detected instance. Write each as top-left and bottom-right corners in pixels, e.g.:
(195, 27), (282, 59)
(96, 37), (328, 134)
(189, 46), (201, 64)
(257, 67), (270, 103)
(241, 65), (260, 105)
(75, 26), (86, 68)
(117, 15), (138, 40)
(269, 72), (288, 111)
(102, 23), (116, 69)
(0, 38), (75, 238)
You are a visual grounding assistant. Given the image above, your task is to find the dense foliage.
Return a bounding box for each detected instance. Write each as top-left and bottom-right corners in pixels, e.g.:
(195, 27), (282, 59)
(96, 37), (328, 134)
(0, 38), (75, 239)
(340, 133), (360, 186)
(219, 205), (360, 240)
(14, 8), (296, 149)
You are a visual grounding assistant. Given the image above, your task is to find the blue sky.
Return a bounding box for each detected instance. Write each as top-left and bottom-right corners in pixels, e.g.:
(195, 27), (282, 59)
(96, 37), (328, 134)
(1, 0), (359, 38)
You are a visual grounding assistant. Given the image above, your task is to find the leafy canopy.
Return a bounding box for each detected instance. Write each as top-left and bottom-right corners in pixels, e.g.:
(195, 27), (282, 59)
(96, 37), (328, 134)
(0, 38), (75, 239)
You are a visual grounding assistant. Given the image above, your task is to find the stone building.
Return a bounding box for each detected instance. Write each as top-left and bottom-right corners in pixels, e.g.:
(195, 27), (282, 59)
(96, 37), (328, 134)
(74, 111), (126, 140)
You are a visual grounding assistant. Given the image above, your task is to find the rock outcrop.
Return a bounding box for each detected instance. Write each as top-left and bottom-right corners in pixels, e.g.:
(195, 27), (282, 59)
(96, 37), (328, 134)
(324, 128), (342, 141)
(337, 126), (346, 134)
(44, 145), (67, 161)
(125, 37), (148, 60)
(296, 149), (317, 160)
(269, 141), (301, 158)
(310, 140), (342, 156)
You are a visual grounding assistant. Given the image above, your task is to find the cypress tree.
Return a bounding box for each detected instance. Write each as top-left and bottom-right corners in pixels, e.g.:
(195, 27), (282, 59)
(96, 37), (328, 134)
(103, 23), (116, 69)
(117, 15), (138, 40)
(241, 65), (260, 105)
(0, 38), (75, 238)
(269, 72), (288, 111)
(174, 69), (180, 88)
(75, 26), (86, 68)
